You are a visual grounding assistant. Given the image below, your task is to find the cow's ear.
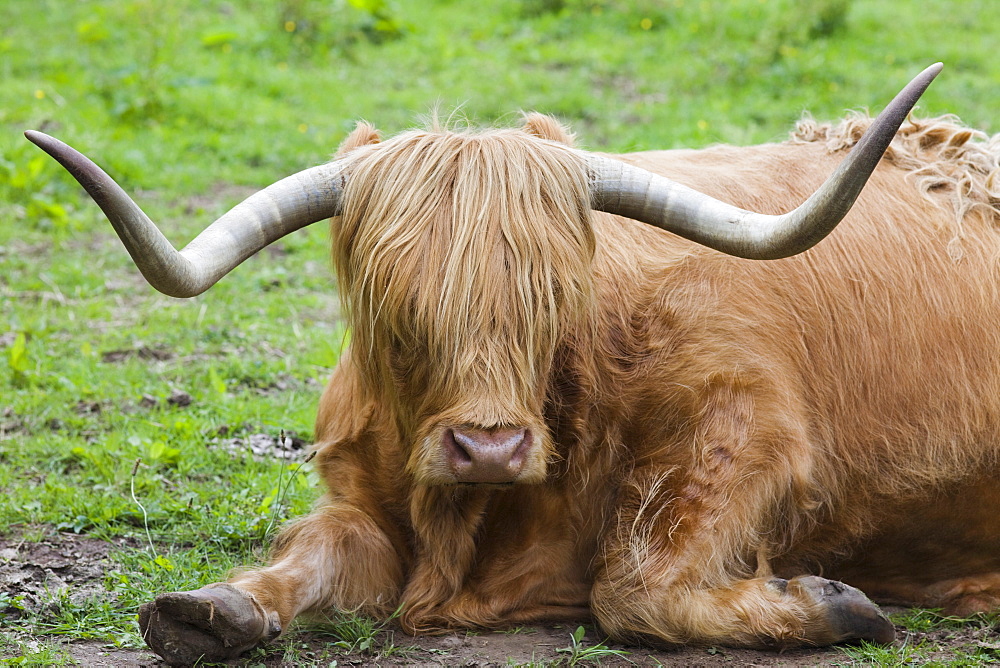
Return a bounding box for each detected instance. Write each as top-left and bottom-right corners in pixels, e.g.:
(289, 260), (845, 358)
(521, 113), (576, 147)
(335, 121), (381, 158)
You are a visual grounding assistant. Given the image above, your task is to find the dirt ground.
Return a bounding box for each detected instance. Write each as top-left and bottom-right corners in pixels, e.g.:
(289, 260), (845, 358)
(2, 532), (997, 667)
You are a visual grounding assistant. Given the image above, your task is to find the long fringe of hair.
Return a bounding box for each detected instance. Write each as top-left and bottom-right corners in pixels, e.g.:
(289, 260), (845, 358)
(331, 123), (597, 415)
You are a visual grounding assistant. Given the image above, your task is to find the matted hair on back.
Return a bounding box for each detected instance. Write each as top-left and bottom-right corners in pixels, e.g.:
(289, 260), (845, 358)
(793, 113), (1000, 252)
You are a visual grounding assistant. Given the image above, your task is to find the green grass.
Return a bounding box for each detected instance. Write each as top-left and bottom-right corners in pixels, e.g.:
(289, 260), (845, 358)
(835, 609), (1000, 667)
(2, 0), (1000, 664)
(0, 636), (76, 667)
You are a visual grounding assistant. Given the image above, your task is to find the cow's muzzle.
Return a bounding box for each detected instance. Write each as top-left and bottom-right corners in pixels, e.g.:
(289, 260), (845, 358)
(443, 426), (532, 484)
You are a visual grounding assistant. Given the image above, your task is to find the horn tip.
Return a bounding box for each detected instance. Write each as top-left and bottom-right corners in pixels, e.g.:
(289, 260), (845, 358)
(24, 130), (62, 154)
(924, 62), (944, 79)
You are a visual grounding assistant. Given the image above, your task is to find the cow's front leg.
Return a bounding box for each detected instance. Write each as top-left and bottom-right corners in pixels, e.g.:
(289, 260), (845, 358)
(139, 502), (404, 665)
(592, 465), (892, 648)
(592, 382), (893, 648)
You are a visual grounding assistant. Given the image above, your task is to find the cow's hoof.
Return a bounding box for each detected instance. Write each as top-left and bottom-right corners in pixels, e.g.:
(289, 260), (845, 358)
(788, 576), (895, 645)
(138, 583), (280, 666)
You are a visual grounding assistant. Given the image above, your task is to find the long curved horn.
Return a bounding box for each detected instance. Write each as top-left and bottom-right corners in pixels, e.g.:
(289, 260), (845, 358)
(588, 63), (943, 259)
(24, 131), (348, 297)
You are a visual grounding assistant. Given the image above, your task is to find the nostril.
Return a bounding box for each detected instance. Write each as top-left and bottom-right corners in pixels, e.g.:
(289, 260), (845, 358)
(445, 428), (473, 465)
(508, 429), (531, 468)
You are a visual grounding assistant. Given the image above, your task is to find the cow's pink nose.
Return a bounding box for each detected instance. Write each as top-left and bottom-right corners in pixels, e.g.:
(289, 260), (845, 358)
(444, 427), (531, 483)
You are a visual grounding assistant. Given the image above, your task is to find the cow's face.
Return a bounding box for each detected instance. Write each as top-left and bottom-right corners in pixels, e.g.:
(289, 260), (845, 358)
(334, 124), (595, 485)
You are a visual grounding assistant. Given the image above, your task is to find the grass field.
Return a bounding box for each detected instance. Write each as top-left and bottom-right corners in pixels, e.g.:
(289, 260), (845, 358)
(2, 0), (1000, 665)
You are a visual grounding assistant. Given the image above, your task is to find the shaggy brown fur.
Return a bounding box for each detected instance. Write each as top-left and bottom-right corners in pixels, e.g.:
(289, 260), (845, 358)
(226, 113), (1000, 650)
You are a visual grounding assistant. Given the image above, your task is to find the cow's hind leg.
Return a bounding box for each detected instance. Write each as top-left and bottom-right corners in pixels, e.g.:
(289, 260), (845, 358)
(139, 502), (403, 665)
(927, 573), (1000, 616)
(846, 572), (1000, 617)
(828, 477), (1000, 618)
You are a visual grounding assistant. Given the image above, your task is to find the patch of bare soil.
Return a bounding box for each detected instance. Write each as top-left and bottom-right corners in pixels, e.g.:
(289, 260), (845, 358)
(101, 345), (175, 364)
(0, 532), (124, 613)
(0, 532), (161, 665)
(213, 429), (310, 460)
(337, 627), (846, 667)
(40, 640), (157, 667)
(264, 628), (852, 667)
(919, 621), (1000, 664)
(1, 532), (995, 666)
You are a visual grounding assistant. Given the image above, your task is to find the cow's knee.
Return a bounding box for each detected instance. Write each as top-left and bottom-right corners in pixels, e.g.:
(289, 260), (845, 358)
(239, 504), (404, 623)
(139, 583), (280, 666)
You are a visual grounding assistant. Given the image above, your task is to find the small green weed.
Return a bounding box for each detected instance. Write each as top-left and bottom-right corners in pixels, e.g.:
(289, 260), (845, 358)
(261, 433), (317, 539)
(0, 591), (26, 612)
(6, 332), (30, 387)
(318, 612), (384, 652)
(556, 625), (630, 666)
